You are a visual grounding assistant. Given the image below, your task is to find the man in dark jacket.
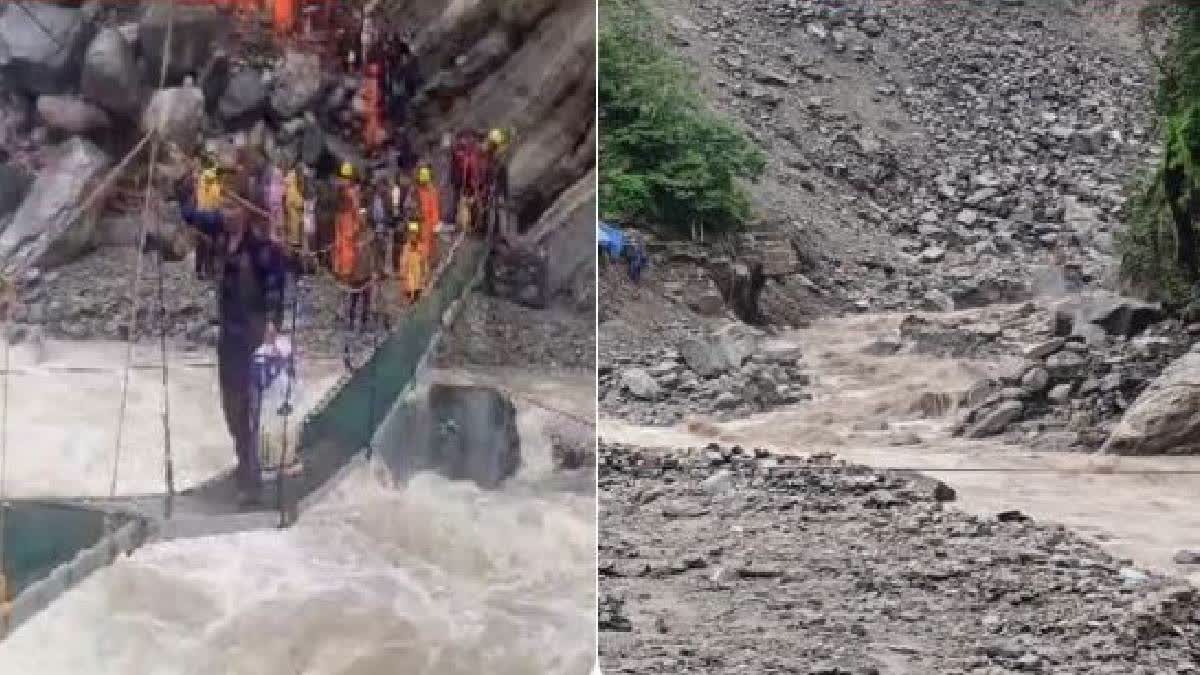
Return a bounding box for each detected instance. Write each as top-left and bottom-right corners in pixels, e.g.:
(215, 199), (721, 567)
(213, 202), (286, 506)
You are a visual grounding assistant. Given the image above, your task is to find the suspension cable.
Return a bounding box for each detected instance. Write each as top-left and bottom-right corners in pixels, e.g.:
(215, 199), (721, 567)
(110, 0), (176, 504)
(11, 0), (67, 51)
(0, 280), (12, 614)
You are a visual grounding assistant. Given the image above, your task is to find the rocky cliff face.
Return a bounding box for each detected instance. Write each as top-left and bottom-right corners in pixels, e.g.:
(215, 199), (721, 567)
(391, 0), (596, 291)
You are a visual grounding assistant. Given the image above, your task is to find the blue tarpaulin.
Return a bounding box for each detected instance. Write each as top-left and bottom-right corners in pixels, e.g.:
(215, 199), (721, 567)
(597, 221), (625, 259)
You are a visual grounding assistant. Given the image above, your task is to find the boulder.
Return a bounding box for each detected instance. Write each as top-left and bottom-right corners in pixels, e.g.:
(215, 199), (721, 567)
(0, 137), (111, 272)
(81, 28), (141, 116)
(679, 336), (729, 378)
(269, 50), (324, 119)
(139, 4), (227, 83)
(141, 85), (204, 151)
(965, 400), (1023, 438)
(711, 322), (760, 370)
(0, 2), (91, 95)
(1102, 350), (1200, 455)
(691, 287), (725, 316)
(1087, 300), (1163, 338)
(621, 368), (661, 401)
(36, 95), (111, 135)
(218, 69), (267, 124)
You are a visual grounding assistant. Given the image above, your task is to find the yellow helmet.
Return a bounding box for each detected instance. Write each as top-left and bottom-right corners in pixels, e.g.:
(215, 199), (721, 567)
(417, 167), (432, 184)
(339, 162), (355, 179)
(488, 128), (505, 146)
(407, 221), (419, 233)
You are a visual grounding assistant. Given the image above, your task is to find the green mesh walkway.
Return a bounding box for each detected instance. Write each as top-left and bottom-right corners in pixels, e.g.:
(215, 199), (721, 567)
(0, 236), (488, 640)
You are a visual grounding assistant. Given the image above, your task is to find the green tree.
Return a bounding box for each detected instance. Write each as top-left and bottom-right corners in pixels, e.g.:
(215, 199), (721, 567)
(1120, 0), (1200, 303)
(599, 0), (765, 235)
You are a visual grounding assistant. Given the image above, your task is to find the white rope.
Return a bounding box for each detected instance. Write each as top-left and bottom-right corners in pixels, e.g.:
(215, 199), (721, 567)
(109, 0), (176, 501)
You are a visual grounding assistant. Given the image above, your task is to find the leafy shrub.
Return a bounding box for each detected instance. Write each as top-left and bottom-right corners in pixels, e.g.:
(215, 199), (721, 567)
(599, 0), (765, 235)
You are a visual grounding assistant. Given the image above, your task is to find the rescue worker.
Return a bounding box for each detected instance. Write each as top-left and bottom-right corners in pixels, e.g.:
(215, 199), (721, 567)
(284, 163), (306, 267)
(480, 128), (510, 236)
(312, 170), (338, 270)
(273, 0), (296, 36)
(181, 160), (224, 279)
(214, 201), (286, 507)
(400, 220), (424, 304)
(387, 173), (408, 275)
(370, 179), (392, 276)
(333, 162), (362, 284)
(414, 165), (440, 266)
(361, 63), (386, 157)
(345, 206), (377, 331)
(451, 129), (484, 234)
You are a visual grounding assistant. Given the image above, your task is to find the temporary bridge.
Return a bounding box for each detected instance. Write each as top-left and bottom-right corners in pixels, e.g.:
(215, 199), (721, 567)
(0, 234), (494, 639)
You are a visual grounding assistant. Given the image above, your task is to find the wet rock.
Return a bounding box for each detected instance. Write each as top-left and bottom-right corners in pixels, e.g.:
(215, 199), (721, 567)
(679, 335), (729, 377)
(691, 287), (725, 316)
(700, 469), (735, 494)
(1047, 383), (1073, 404)
(1173, 550), (1200, 565)
(141, 86), (205, 152)
(219, 69), (268, 124)
(0, 2), (90, 95)
(139, 4), (226, 83)
(1020, 366), (1050, 395)
(1102, 351), (1200, 455)
(36, 95), (111, 135)
(966, 400), (1023, 437)
(622, 368), (661, 401)
(270, 50), (324, 119)
(0, 137), (110, 272)
(81, 28), (141, 116)
(1087, 300), (1163, 338)
(0, 164), (32, 220)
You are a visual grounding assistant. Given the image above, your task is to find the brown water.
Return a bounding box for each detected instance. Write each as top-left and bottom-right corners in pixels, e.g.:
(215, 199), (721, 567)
(0, 368), (597, 674)
(600, 309), (1200, 585)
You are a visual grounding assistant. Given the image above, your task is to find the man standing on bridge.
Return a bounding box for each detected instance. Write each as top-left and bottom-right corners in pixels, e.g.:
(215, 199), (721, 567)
(214, 201), (286, 507)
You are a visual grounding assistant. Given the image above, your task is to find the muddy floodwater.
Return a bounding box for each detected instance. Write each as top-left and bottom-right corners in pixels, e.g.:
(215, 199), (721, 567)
(0, 373), (597, 675)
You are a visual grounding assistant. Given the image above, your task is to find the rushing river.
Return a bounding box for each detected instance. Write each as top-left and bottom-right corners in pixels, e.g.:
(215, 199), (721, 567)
(0, 379), (597, 675)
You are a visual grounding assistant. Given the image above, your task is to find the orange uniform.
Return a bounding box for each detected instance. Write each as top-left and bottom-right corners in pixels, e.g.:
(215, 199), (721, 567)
(362, 65), (385, 154)
(333, 182), (362, 281)
(416, 183), (439, 261)
(273, 0), (295, 35)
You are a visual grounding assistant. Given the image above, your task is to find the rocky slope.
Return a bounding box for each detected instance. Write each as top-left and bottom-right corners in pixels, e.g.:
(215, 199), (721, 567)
(0, 0), (594, 363)
(654, 0), (1155, 313)
(599, 441), (1200, 674)
(601, 0), (1200, 454)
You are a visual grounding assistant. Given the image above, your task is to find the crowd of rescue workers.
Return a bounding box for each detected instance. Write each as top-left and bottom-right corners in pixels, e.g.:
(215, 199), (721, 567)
(165, 7), (513, 506)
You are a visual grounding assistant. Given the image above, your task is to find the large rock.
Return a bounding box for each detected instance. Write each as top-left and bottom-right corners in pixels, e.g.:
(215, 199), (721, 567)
(679, 336), (730, 378)
(36, 95), (111, 135)
(621, 368), (661, 401)
(269, 50), (324, 119)
(965, 400), (1023, 438)
(139, 4), (227, 84)
(81, 28), (141, 116)
(1087, 300), (1163, 338)
(712, 321), (760, 369)
(0, 137), (111, 272)
(1102, 350), (1200, 455)
(219, 69), (267, 124)
(0, 2), (91, 95)
(141, 85), (205, 151)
